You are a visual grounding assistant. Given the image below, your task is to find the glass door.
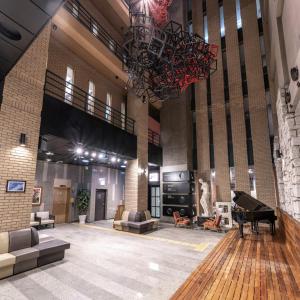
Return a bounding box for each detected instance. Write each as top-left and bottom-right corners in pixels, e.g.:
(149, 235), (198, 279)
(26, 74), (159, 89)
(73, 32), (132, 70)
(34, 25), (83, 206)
(150, 186), (160, 218)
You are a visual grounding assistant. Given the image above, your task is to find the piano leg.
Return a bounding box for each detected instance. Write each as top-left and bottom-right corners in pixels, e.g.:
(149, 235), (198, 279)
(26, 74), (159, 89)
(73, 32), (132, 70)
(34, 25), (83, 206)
(239, 223), (244, 238)
(271, 221), (275, 235)
(256, 221), (259, 234)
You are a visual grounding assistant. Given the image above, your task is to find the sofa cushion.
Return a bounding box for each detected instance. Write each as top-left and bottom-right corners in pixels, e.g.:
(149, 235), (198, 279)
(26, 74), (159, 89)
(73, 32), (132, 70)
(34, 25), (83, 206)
(36, 211), (49, 220)
(0, 253), (16, 268)
(30, 221), (40, 226)
(121, 211), (129, 221)
(0, 232), (9, 254)
(10, 247), (39, 263)
(127, 220), (154, 229)
(34, 239), (70, 256)
(9, 228), (32, 252)
(30, 213), (35, 222)
(41, 219), (54, 225)
(31, 227), (39, 246)
(128, 211), (146, 222)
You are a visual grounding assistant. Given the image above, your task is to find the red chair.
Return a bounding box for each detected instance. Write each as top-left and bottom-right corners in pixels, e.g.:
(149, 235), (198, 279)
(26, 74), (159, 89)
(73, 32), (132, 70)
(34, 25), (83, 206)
(203, 215), (222, 231)
(173, 211), (191, 227)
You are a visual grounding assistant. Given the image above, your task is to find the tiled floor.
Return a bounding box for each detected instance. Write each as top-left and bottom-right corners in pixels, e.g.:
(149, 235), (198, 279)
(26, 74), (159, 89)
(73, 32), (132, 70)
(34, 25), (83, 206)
(0, 222), (224, 300)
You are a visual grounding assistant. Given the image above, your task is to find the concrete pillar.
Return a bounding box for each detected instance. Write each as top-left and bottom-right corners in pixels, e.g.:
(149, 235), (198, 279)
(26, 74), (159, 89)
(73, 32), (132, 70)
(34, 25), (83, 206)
(240, 0), (276, 207)
(207, 0), (231, 202)
(124, 90), (148, 211)
(0, 24), (51, 232)
(192, 0), (211, 182)
(223, 0), (250, 193)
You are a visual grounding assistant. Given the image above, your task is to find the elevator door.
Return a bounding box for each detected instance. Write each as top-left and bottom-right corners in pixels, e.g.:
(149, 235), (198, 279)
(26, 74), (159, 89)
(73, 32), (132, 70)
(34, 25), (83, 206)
(95, 189), (106, 221)
(53, 187), (70, 223)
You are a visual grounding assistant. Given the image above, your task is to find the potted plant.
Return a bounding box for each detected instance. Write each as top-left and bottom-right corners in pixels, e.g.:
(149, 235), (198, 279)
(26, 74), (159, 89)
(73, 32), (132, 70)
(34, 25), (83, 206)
(76, 189), (90, 224)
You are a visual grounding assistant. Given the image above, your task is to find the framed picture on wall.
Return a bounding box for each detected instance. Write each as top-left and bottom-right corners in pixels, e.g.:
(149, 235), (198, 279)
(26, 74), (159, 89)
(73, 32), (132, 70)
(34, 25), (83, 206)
(6, 180), (26, 193)
(32, 187), (42, 206)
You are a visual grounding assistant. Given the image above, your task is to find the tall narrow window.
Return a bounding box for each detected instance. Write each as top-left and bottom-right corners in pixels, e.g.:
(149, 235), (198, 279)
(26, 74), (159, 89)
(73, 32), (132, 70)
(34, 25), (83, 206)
(236, 0), (242, 29)
(220, 6), (225, 37)
(121, 102), (126, 129)
(106, 92), (112, 122)
(87, 81), (95, 115)
(92, 22), (98, 36)
(72, 2), (79, 18)
(65, 66), (74, 104)
(204, 15), (209, 42)
(256, 0), (261, 19)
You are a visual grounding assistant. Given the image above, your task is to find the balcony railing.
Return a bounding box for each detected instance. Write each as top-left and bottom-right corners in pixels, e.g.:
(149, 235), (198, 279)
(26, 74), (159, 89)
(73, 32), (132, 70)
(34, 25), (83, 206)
(44, 70), (135, 134)
(64, 0), (124, 61)
(148, 129), (160, 146)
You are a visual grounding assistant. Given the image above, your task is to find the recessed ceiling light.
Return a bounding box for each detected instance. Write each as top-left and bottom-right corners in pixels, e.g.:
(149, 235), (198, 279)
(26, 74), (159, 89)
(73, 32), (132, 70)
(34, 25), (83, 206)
(46, 158), (51, 162)
(111, 157), (117, 162)
(82, 159), (89, 163)
(117, 158), (121, 162)
(121, 165), (126, 168)
(91, 152), (96, 158)
(124, 160), (128, 164)
(98, 153), (105, 159)
(46, 151), (54, 156)
(84, 151), (89, 156)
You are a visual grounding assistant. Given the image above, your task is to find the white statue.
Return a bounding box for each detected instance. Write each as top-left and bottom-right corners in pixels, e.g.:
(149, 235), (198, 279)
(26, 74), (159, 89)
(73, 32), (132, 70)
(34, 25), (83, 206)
(199, 178), (212, 216)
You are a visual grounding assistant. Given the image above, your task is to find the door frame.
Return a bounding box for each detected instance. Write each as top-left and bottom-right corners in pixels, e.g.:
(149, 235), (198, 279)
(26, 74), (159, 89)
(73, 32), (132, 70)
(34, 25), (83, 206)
(95, 189), (107, 221)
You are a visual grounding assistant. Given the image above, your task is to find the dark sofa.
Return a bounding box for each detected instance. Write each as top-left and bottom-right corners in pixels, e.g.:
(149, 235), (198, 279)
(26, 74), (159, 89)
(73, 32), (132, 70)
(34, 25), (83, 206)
(0, 227), (70, 279)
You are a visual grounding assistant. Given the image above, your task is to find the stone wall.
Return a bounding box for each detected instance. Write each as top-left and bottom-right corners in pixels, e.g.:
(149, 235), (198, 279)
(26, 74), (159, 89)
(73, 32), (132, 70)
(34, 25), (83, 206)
(274, 97), (300, 220)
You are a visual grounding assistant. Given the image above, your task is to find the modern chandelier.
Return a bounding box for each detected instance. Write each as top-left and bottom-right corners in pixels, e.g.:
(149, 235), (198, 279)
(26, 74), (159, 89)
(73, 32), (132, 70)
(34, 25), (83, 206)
(123, 0), (218, 102)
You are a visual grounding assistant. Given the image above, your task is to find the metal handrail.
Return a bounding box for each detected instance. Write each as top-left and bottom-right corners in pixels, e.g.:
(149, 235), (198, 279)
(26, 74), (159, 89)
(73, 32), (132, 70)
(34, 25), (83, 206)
(44, 70), (135, 134)
(148, 129), (160, 146)
(64, 0), (124, 61)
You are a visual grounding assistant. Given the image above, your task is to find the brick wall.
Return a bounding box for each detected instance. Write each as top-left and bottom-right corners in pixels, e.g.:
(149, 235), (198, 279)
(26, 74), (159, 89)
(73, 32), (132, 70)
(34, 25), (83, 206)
(241, 0), (276, 208)
(47, 34), (125, 112)
(224, 0), (250, 193)
(0, 24), (51, 232)
(207, 0), (231, 202)
(125, 90), (148, 211)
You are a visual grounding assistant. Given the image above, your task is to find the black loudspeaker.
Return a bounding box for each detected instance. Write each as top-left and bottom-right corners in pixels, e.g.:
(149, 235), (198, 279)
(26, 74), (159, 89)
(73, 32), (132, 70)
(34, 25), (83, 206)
(163, 194), (194, 205)
(163, 182), (195, 194)
(163, 206), (196, 217)
(163, 171), (194, 182)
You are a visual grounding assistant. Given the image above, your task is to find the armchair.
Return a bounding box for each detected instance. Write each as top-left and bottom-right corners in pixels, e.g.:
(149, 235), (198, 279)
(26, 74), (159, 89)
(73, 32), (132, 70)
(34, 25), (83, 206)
(36, 212), (55, 228)
(173, 211), (191, 228)
(30, 213), (40, 228)
(203, 215), (222, 231)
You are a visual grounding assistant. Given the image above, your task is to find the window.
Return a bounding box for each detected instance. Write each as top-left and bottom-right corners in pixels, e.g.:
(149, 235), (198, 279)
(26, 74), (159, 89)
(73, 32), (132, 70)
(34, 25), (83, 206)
(72, 2), (79, 18)
(105, 92), (112, 121)
(220, 6), (225, 37)
(150, 186), (160, 218)
(65, 66), (74, 104)
(87, 80), (95, 115)
(121, 102), (126, 129)
(204, 15), (209, 42)
(236, 0), (242, 29)
(256, 0), (261, 19)
(92, 22), (98, 36)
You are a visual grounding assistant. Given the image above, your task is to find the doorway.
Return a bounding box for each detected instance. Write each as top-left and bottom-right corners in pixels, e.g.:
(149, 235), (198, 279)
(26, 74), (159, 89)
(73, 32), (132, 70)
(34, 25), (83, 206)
(53, 187), (70, 223)
(95, 189), (107, 221)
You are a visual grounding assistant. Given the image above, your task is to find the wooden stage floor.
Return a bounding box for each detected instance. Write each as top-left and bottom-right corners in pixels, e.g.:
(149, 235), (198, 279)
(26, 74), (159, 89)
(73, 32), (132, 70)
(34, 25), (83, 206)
(171, 228), (300, 300)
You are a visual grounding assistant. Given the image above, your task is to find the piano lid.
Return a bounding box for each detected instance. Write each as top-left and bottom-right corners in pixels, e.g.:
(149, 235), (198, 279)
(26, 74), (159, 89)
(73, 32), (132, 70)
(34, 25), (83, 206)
(233, 191), (268, 211)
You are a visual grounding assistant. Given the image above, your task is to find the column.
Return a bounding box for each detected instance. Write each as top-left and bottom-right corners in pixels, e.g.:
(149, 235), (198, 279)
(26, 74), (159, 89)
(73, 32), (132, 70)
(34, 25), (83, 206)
(124, 90), (148, 211)
(193, 0), (211, 182)
(207, 0), (231, 202)
(240, 0), (276, 207)
(224, 0), (250, 193)
(0, 24), (51, 232)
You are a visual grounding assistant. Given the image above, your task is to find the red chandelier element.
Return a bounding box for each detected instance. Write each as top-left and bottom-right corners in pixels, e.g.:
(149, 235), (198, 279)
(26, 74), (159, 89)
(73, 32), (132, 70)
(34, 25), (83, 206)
(148, 0), (173, 26)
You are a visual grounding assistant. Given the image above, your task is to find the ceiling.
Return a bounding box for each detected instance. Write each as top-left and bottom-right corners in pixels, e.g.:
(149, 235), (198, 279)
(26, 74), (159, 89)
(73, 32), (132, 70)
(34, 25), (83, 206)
(0, 0), (64, 80)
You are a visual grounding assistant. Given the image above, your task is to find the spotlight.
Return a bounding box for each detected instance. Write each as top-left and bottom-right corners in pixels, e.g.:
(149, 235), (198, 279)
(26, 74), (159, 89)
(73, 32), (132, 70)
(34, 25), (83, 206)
(124, 160), (128, 165)
(46, 151), (54, 156)
(117, 158), (121, 162)
(98, 153), (105, 159)
(111, 156), (117, 163)
(84, 151), (89, 156)
(121, 165), (126, 168)
(75, 147), (83, 155)
(19, 133), (26, 147)
(46, 158), (51, 162)
(82, 159), (89, 163)
(91, 152), (97, 158)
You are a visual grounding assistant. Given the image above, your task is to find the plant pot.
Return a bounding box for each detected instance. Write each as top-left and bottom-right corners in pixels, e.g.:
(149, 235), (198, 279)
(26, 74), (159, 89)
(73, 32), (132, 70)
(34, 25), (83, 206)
(79, 215), (87, 224)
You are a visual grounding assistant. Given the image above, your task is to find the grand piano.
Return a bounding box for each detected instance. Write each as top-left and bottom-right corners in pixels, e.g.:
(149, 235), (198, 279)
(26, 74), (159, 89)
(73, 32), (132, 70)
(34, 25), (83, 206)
(232, 191), (277, 238)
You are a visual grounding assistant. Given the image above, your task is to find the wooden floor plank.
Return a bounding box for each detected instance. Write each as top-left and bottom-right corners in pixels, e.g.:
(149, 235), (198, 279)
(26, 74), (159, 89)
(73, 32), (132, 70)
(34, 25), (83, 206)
(171, 228), (300, 300)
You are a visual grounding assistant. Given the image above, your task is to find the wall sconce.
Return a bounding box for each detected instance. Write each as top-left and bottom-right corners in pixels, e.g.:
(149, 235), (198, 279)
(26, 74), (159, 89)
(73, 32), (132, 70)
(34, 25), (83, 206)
(19, 133), (26, 147)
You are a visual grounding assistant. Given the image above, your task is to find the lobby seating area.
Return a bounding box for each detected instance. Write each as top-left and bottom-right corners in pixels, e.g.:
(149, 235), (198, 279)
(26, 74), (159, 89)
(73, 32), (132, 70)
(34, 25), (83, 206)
(0, 227), (70, 279)
(30, 212), (56, 229)
(113, 207), (159, 234)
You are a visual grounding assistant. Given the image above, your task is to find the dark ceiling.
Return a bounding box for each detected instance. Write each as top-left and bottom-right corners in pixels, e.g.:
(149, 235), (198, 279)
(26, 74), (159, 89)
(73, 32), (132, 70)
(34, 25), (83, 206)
(0, 0), (64, 81)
